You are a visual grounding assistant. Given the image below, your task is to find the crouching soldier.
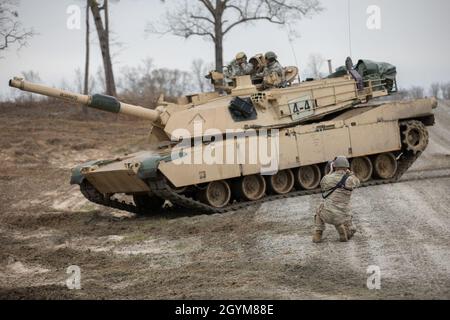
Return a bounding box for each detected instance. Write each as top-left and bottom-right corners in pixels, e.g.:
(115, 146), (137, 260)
(313, 156), (360, 243)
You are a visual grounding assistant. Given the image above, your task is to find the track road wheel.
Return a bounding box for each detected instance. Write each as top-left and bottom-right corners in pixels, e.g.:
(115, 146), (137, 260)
(133, 193), (165, 215)
(266, 169), (295, 194)
(350, 157), (373, 182)
(295, 165), (322, 190)
(373, 153), (398, 179)
(233, 175), (266, 201)
(198, 180), (231, 208)
(402, 120), (429, 154)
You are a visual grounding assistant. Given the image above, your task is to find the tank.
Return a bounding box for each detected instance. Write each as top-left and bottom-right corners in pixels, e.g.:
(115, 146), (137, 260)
(8, 57), (438, 214)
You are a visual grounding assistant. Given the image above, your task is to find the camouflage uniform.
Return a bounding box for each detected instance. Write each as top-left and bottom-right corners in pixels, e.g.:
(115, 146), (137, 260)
(262, 60), (284, 79)
(228, 59), (254, 77)
(260, 60), (285, 88)
(315, 170), (360, 234)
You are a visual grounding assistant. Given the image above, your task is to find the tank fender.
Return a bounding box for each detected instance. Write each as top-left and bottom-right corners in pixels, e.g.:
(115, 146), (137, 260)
(70, 160), (100, 185)
(137, 151), (187, 180)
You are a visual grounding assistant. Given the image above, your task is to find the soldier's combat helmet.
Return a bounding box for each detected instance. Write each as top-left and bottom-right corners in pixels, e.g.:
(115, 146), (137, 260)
(265, 51), (277, 62)
(236, 52), (247, 61)
(333, 156), (350, 169)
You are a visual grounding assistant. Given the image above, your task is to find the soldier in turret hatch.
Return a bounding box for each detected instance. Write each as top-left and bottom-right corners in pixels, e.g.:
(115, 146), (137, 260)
(227, 52), (254, 77)
(260, 51), (285, 87)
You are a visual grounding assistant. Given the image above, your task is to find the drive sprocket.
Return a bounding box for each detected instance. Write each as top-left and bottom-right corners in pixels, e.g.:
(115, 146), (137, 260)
(401, 120), (429, 154)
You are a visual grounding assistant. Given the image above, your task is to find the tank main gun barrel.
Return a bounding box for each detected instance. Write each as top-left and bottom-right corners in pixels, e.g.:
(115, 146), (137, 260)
(9, 77), (162, 122)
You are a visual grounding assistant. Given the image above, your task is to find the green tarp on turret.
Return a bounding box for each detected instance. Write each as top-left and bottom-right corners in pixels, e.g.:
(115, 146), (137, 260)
(328, 59), (397, 92)
(355, 59), (397, 80)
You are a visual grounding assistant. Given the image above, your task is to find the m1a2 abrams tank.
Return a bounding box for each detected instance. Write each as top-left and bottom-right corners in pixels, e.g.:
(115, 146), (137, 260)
(9, 57), (438, 215)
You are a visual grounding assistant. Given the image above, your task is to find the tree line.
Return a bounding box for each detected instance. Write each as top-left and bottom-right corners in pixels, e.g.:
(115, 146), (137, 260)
(397, 83), (450, 100)
(8, 58), (214, 107)
(2, 0), (450, 108)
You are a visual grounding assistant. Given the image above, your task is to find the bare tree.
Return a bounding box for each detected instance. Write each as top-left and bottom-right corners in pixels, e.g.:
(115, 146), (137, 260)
(395, 88), (409, 100)
(409, 86), (424, 99)
(84, 1), (90, 94)
(430, 82), (440, 99)
(96, 65), (106, 93)
(441, 82), (450, 100)
(148, 0), (322, 72)
(152, 68), (194, 97)
(119, 58), (155, 105)
(60, 77), (76, 93)
(83, 0), (90, 115)
(74, 68), (83, 92)
(0, 0), (35, 54)
(191, 59), (213, 92)
(120, 59), (195, 106)
(89, 0), (116, 96)
(306, 53), (325, 79)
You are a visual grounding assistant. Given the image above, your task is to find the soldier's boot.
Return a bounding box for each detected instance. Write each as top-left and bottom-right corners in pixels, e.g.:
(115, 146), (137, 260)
(312, 230), (323, 243)
(347, 227), (356, 240)
(344, 222), (356, 240)
(335, 224), (348, 242)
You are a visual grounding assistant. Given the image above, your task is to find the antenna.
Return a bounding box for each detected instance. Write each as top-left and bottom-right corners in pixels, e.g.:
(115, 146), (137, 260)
(348, 0), (353, 57)
(285, 25), (302, 83)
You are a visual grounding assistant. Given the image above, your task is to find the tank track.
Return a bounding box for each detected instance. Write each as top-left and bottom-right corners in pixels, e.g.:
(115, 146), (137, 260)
(80, 180), (142, 215)
(79, 120), (436, 215)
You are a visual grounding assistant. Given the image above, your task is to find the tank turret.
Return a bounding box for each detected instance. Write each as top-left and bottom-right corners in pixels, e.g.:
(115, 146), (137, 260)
(9, 66), (397, 142)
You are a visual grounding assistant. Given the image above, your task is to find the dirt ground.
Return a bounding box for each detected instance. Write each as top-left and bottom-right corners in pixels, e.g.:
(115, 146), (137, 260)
(0, 100), (449, 300)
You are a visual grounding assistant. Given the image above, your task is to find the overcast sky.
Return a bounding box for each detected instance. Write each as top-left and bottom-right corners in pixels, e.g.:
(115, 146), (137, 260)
(1, 0), (449, 98)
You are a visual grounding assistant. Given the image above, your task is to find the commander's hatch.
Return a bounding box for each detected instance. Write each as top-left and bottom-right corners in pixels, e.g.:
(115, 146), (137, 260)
(207, 71), (257, 96)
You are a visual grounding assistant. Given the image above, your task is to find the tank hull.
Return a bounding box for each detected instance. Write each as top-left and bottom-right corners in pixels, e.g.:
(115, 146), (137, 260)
(72, 98), (437, 214)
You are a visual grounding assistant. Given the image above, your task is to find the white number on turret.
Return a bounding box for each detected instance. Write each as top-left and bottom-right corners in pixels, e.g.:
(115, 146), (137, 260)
(288, 96), (314, 121)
